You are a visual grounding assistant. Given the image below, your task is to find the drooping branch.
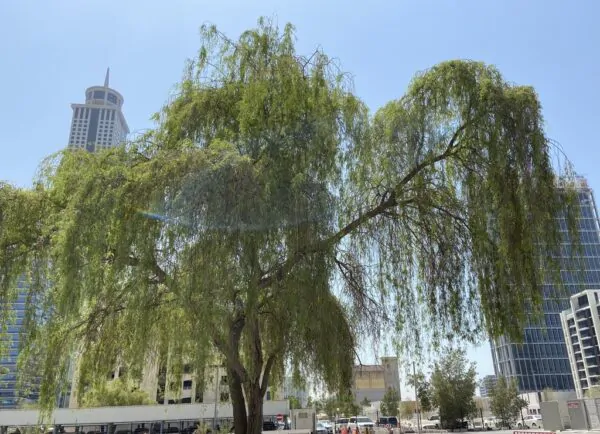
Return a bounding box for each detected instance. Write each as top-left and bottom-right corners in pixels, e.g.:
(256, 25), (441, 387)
(257, 121), (469, 290)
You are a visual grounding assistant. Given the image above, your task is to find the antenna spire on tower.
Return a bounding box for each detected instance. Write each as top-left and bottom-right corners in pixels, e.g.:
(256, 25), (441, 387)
(104, 67), (110, 87)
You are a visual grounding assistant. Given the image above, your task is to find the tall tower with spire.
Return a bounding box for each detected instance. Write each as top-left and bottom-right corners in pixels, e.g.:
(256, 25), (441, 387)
(67, 68), (130, 152)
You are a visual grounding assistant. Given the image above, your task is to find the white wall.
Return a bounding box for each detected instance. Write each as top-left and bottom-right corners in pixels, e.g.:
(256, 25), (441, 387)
(0, 401), (290, 426)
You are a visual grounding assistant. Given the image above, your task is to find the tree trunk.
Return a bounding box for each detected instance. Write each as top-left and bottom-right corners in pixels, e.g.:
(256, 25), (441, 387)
(228, 366), (248, 434)
(246, 384), (264, 434)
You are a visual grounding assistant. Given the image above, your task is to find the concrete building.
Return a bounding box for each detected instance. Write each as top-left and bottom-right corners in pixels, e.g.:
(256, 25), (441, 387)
(560, 290), (600, 398)
(69, 360), (281, 409)
(478, 375), (497, 398)
(352, 356), (400, 404)
(281, 376), (309, 407)
(491, 176), (600, 392)
(67, 68), (129, 151)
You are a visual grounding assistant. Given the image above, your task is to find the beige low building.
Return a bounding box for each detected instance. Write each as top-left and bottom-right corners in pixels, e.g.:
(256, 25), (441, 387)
(352, 356), (401, 404)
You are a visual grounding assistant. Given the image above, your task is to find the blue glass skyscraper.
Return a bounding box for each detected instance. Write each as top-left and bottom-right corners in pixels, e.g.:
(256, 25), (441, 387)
(491, 176), (600, 392)
(0, 279), (38, 408)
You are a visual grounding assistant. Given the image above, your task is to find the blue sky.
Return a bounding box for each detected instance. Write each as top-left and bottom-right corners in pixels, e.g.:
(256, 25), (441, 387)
(1, 0), (599, 393)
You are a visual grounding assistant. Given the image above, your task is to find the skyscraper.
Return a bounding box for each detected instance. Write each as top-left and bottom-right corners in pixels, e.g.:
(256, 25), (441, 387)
(0, 279), (39, 408)
(491, 176), (600, 392)
(67, 68), (129, 151)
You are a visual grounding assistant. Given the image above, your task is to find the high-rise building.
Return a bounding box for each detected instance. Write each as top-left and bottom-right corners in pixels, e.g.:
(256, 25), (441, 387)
(67, 68), (129, 151)
(560, 290), (600, 398)
(491, 176), (600, 392)
(0, 279), (39, 408)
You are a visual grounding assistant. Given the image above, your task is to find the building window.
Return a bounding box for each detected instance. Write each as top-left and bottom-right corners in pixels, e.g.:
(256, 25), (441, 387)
(181, 397), (192, 404)
(183, 380), (192, 390)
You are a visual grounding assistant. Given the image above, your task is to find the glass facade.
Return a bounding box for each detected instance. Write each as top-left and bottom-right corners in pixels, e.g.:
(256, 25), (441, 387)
(0, 279), (38, 408)
(491, 180), (600, 392)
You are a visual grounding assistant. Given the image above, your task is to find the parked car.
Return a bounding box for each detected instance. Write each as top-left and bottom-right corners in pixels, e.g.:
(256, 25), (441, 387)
(518, 415), (543, 429)
(316, 423), (329, 434)
(347, 417), (375, 431)
(336, 418), (349, 432)
(377, 417), (398, 428)
(319, 420), (333, 434)
(262, 421), (278, 431)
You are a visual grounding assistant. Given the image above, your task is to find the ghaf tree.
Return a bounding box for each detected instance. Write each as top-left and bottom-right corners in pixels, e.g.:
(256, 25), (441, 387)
(0, 18), (578, 434)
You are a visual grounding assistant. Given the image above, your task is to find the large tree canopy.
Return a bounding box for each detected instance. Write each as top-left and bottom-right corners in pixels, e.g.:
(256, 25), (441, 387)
(0, 18), (577, 434)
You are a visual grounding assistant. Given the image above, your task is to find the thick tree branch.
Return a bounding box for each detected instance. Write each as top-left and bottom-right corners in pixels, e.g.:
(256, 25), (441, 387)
(260, 353), (277, 397)
(214, 316), (249, 384)
(105, 250), (169, 285)
(257, 121), (469, 289)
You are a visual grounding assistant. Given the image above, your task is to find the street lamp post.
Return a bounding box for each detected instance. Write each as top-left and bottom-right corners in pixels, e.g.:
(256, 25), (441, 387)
(413, 363), (421, 434)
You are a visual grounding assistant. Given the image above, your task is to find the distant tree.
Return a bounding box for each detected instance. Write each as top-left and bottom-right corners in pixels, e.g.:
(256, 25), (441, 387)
(488, 377), (528, 429)
(430, 350), (477, 430)
(360, 396), (371, 407)
(407, 372), (433, 413)
(338, 392), (360, 417)
(322, 396), (339, 418)
(399, 401), (417, 420)
(585, 386), (600, 398)
(307, 396), (315, 408)
(314, 398), (325, 413)
(81, 377), (154, 407)
(541, 388), (555, 401)
(380, 387), (401, 416)
(417, 381), (433, 413)
(473, 397), (486, 418)
(288, 395), (302, 409)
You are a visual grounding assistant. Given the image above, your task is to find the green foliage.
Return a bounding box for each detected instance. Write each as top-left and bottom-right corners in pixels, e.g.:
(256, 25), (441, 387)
(541, 387), (555, 401)
(430, 350), (477, 429)
(336, 392), (360, 417)
(399, 401), (416, 420)
(80, 377), (154, 407)
(0, 16), (580, 433)
(287, 395), (302, 409)
(380, 387), (400, 416)
(360, 396), (371, 407)
(585, 386), (600, 398)
(489, 377), (528, 428)
(407, 372), (432, 413)
(417, 382), (433, 413)
(321, 396), (341, 418)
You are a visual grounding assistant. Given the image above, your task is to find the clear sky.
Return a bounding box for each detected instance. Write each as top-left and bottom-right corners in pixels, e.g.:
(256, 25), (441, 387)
(1, 0), (599, 393)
